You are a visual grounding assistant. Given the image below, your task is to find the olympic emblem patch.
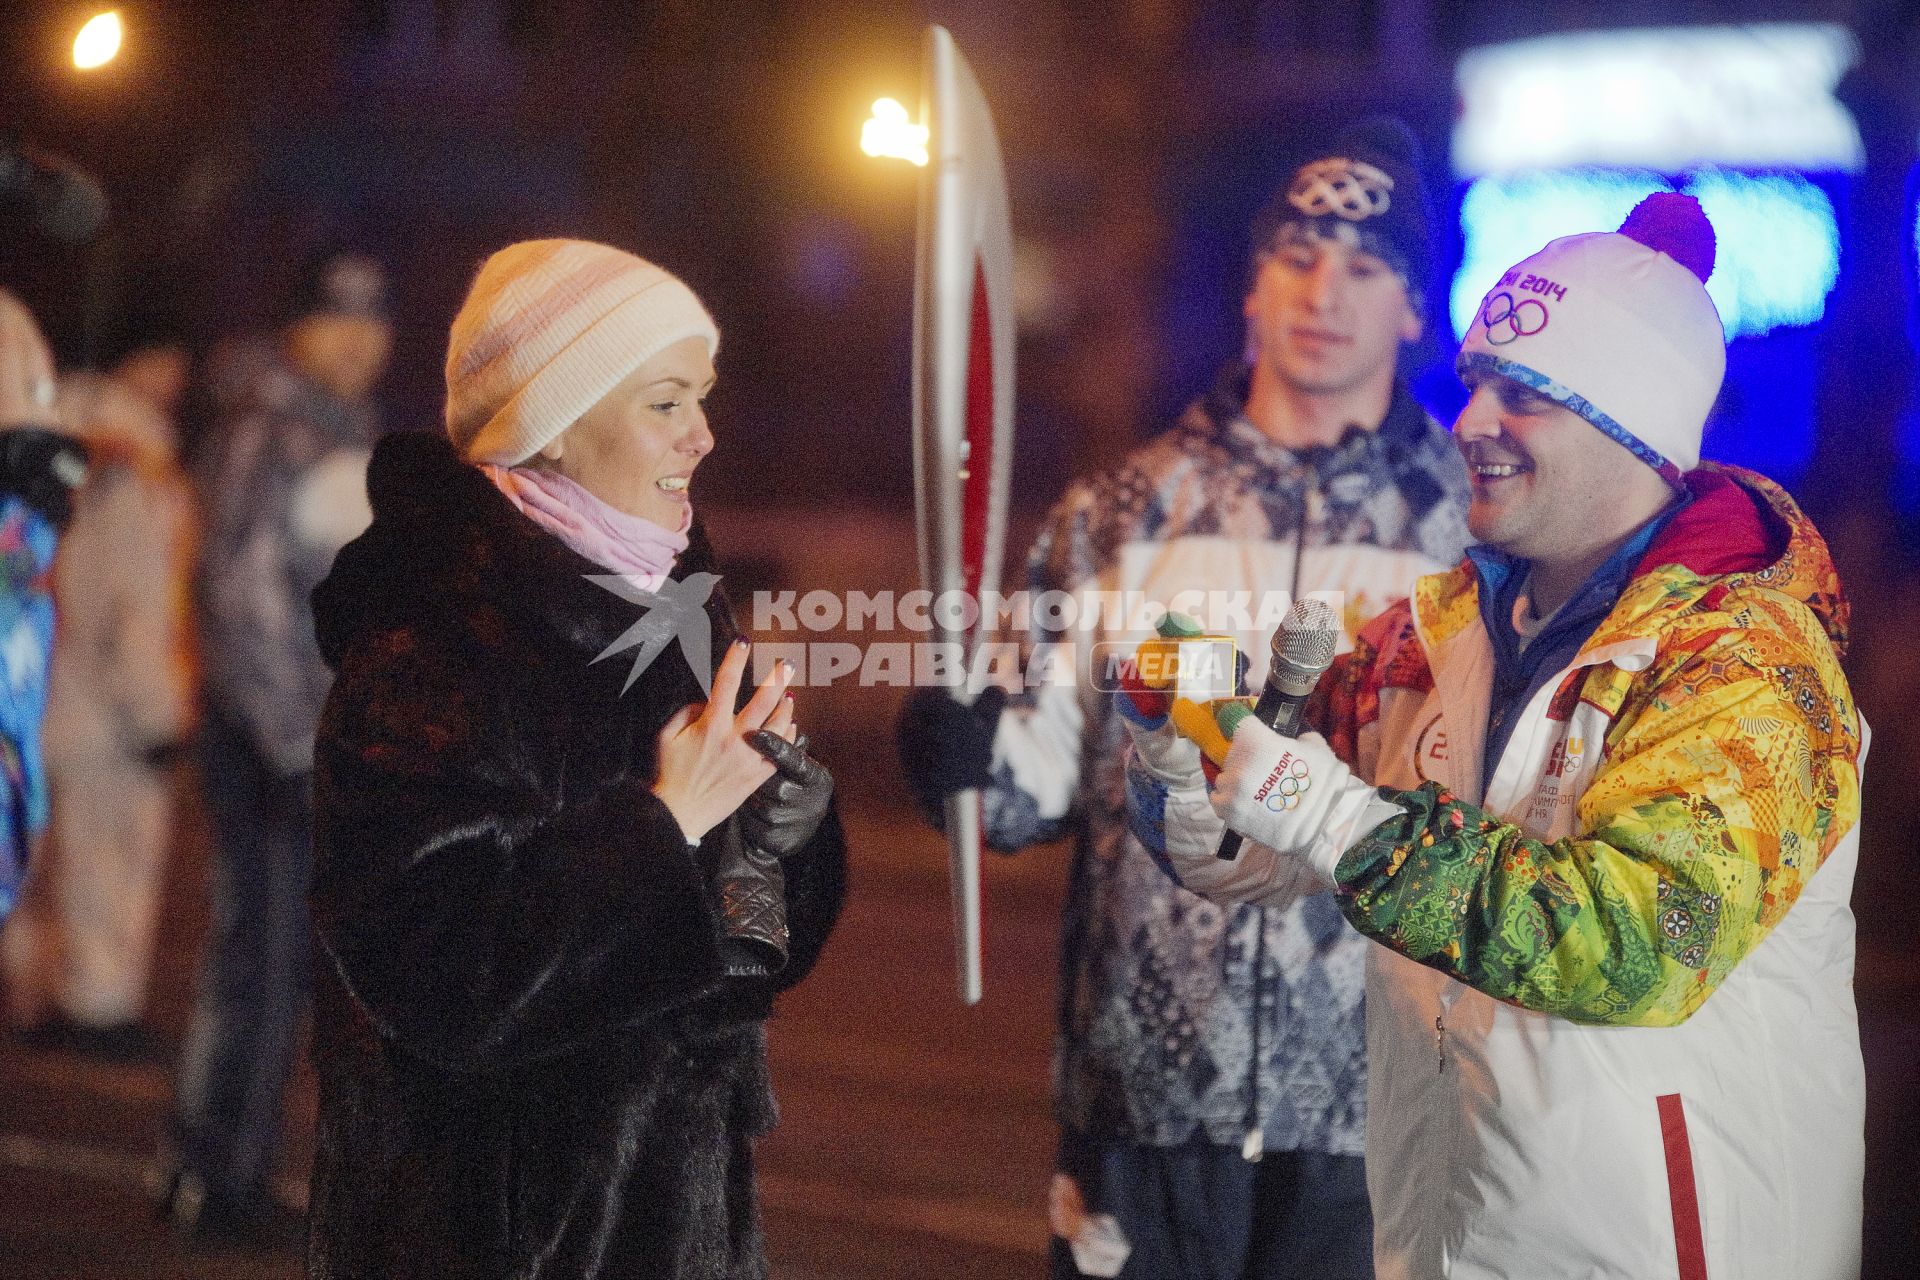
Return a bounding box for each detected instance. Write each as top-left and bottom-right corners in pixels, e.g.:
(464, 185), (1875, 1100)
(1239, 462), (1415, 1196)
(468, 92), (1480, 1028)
(1479, 290), (1549, 346)
(1287, 158), (1394, 222)
(1257, 756), (1312, 812)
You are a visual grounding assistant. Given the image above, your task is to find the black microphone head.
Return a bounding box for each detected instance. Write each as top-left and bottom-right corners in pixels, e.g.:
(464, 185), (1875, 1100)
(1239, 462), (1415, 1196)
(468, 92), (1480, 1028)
(1268, 597), (1341, 694)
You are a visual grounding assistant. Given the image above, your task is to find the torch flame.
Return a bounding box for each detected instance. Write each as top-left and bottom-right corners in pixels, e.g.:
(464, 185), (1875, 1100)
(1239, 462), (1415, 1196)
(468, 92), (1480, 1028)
(861, 98), (929, 167)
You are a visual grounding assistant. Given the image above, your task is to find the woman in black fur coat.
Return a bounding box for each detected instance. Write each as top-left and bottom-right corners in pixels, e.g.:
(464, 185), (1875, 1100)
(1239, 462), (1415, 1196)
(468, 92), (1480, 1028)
(305, 240), (845, 1279)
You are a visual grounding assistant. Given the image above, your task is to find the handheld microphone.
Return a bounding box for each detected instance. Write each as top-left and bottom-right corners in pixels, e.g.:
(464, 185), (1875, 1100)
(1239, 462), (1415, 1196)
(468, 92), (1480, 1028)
(1216, 597), (1341, 860)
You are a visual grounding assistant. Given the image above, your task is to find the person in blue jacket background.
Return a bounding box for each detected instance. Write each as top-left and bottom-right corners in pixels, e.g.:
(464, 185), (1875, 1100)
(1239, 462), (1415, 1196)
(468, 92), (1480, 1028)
(0, 288), (91, 922)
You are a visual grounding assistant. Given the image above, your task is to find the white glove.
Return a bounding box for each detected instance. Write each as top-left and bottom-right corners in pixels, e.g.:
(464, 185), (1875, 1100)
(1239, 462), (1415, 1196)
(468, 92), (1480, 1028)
(1120, 708), (1335, 912)
(291, 447), (373, 555)
(1210, 720), (1405, 886)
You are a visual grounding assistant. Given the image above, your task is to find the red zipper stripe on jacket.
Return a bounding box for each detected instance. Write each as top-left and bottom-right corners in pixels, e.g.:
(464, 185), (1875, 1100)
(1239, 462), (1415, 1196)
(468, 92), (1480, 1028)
(1657, 1093), (1709, 1280)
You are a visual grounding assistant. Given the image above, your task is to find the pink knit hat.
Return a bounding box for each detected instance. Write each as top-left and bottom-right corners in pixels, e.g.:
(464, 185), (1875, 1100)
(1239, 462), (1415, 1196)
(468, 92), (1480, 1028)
(445, 240), (719, 466)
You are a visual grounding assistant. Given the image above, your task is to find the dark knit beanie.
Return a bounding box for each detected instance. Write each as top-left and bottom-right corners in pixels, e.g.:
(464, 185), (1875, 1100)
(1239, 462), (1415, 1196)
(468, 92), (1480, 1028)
(283, 250), (389, 324)
(1249, 117), (1435, 306)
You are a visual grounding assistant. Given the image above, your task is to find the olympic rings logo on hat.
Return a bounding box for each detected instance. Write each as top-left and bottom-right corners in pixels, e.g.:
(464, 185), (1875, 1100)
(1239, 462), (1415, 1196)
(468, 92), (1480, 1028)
(1261, 757), (1313, 812)
(1480, 291), (1549, 346)
(1287, 158), (1394, 223)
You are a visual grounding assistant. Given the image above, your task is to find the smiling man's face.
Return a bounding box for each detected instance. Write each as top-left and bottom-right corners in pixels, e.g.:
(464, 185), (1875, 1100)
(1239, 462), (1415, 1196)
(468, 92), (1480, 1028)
(1451, 368), (1665, 562)
(1243, 229), (1422, 399)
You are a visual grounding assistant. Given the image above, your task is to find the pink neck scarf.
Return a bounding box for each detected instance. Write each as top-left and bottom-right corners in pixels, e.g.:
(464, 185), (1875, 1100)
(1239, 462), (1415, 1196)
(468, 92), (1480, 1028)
(481, 464), (689, 590)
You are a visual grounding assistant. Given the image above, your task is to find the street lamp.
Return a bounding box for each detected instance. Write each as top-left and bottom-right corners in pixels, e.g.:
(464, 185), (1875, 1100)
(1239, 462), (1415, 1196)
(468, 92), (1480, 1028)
(73, 11), (123, 71)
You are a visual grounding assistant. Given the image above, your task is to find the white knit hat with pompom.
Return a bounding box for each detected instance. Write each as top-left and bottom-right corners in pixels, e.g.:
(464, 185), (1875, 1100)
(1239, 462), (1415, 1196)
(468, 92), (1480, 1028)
(1457, 192), (1725, 485)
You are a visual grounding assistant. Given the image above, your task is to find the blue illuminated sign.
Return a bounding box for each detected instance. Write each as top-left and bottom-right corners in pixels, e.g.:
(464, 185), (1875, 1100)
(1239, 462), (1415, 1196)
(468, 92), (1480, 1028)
(1453, 169), (1841, 342)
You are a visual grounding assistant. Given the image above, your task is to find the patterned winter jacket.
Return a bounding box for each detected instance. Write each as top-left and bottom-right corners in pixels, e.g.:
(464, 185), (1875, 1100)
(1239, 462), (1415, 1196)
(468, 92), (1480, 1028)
(1305, 463), (1864, 1278)
(984, 370), (1469, 1155)
(196, 346), (375, 775)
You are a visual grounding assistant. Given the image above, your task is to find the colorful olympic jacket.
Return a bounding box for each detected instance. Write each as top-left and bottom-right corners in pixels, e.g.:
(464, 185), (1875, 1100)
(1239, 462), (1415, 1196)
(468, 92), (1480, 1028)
(0, 497), (61, 921)
(984, 371), (1469, 1155)
(1305, 464), (1864, 1279)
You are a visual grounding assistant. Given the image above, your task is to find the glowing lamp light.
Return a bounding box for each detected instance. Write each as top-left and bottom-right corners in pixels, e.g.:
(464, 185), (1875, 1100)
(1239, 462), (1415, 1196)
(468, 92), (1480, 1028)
(1450, 26), (1855, 345)
(1452, 169), (1841, 342)
(1454, 25), (1863, 176)
(861, 98), (929, 167)
(73, 11), (122, 71)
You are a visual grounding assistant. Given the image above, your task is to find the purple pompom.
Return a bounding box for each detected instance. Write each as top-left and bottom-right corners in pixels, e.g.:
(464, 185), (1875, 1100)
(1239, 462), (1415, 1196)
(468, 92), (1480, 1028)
(1618, 193), (1716, 283)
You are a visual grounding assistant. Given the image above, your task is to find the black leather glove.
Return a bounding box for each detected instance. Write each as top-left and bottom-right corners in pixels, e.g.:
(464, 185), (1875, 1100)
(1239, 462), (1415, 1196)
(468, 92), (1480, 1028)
(0, 428), (87, 530)
(743, 731), (833, 858)
(894, 685), (1006, 823)
(699, 821), (788, 978)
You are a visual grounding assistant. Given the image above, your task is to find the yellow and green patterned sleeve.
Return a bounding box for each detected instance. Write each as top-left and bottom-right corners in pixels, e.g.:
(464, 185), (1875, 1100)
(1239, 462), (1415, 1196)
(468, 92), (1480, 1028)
(1331, 627), (1860, 1027)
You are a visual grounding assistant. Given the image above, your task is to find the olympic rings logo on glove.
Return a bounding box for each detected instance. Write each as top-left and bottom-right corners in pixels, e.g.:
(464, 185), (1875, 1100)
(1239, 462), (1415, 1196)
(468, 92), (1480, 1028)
(1286, 158), (1394, 222)
(1480, 291), (1549, 346)
(1256, 756), (1312, 812)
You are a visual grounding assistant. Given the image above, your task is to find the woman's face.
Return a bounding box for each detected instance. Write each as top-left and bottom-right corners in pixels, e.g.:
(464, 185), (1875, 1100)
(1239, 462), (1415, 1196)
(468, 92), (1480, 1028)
(539, 336), (716, 525)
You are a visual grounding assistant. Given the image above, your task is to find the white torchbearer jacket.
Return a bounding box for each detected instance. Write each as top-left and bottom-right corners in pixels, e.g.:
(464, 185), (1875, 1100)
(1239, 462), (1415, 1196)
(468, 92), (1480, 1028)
(1298, 465), (1864, 1279)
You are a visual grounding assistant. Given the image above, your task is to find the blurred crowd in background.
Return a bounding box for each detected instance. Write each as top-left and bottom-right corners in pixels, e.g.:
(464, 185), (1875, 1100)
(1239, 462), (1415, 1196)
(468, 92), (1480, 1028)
(0, 242), (393, 1246)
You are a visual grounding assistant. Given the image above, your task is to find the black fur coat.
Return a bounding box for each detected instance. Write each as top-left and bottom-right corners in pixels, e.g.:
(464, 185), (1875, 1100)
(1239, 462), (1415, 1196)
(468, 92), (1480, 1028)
(305, 433), (845, 1279)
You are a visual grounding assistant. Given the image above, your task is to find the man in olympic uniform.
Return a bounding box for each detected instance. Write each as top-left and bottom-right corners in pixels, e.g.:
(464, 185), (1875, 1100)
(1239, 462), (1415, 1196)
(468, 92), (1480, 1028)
(1129, 194), (1866, 1280)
